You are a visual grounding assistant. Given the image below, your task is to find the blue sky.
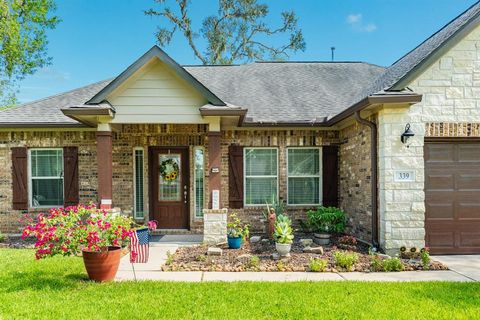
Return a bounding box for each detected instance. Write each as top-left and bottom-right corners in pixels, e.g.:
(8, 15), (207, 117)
(17, 0), (478, 103)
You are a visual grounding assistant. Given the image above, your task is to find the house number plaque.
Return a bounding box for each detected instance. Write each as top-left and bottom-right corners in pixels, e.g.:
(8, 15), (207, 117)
(394, 170), (415, 182)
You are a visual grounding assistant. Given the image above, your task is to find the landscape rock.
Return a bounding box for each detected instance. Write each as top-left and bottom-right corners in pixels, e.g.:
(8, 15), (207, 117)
(207, 247), (223, 256)
(261, 239), (270, 244)
(271, 253), (280, 260)
(299, 239), (313, 247)
(303, 246), (324, 254)
(236, 253), (252, 263)
(250, 236), (262, 243)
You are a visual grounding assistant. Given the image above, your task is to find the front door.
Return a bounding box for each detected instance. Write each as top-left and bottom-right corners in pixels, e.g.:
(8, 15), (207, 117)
(149, 147), (189, 229)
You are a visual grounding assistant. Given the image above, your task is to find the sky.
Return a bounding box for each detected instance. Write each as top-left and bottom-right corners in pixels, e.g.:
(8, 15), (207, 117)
(17, 0), (479, 103)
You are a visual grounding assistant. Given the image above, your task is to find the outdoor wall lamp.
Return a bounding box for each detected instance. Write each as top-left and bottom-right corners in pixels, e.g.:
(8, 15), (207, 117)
(400, 123), (415, 145)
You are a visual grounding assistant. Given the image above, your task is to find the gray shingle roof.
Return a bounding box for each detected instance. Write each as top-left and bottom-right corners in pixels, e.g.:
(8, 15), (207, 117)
(369, 1), (480, 93)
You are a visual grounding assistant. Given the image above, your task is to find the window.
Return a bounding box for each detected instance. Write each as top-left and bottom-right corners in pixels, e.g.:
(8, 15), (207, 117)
(194, 147), (205, 218)
(134, 148), (144, 219)
(287, 148), (322, 205)
(244, 148), (278, 205)
(29, 149), (64, 208)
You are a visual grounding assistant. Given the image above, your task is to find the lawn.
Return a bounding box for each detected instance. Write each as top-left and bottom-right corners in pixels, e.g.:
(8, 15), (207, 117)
(1, 249), (479, 320)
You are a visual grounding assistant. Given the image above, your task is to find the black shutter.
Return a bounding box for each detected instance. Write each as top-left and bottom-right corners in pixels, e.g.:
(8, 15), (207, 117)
(63, 146), (79, 207)
(228, 145), (244, 209)
(11, 147), (28, 210)
(322, 145), (339, 207)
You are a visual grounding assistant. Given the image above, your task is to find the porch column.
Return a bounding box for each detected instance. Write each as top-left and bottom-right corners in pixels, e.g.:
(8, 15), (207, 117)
(96, 130), (113, 210)
(208, 131), (221, 209)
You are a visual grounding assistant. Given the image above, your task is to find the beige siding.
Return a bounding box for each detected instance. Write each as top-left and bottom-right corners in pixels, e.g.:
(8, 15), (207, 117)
(109, 59), (208, 124)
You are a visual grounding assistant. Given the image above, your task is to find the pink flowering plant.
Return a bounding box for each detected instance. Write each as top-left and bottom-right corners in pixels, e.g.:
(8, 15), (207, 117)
(22, 203), (134, 259)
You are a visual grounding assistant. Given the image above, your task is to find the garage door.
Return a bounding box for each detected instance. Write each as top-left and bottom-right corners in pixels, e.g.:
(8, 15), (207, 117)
(425, 141), (480, 254)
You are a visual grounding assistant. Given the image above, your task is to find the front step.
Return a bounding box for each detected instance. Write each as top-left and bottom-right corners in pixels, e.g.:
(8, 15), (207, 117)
(151, 229), (198, 236)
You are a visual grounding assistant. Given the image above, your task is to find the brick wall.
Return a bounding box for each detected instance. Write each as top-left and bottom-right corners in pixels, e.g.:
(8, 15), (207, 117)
(0, 131), (97, 233)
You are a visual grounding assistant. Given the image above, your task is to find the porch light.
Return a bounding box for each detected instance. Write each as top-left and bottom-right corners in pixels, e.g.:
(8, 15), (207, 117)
(400, 123), (415, 145)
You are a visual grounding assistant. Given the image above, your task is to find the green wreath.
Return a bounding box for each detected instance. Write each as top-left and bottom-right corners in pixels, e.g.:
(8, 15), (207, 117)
(160, 158), (179, 182)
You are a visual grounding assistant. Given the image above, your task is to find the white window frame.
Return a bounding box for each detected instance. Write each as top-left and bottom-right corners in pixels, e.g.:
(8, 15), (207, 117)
(193, 146), (205, 218)
(286, 147), (322, 206)
(28, 148), (64, 209)
(243, 147), (279, 207)
(133, 147), (145, 220)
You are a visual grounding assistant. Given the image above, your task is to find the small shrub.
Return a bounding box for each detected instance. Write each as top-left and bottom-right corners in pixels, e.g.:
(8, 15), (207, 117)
(0, 231), (5, 242)
(338, 235), (357, 250)
(382, 257), (404, 272)
(333, 250), (358, 271)
(248, 255), (260, 269)
(306, 207), (346, 233)
(370, 255), (383, 272)
(227, 214), (249, 240)
(309, 258), (328, 272)
(276, 261), (286, 272)
(420, 247), (430, 270)
(196, 254), (207, 262)
(165, 251), (174, 265)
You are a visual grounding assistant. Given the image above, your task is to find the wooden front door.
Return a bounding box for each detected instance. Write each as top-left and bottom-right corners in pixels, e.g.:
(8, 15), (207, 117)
(149, 147), (189, 229)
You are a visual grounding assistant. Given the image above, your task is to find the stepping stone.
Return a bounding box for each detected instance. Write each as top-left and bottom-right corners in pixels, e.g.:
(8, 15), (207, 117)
(250, 236), (262, 243)
(300, 239), (313, 247)
(207, 247), (223, 256)
(303, 246), (324, 254)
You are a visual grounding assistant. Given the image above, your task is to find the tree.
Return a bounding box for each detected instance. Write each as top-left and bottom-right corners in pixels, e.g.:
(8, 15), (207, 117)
(145, 0), (305, 65)
(0, 0), (59, 107)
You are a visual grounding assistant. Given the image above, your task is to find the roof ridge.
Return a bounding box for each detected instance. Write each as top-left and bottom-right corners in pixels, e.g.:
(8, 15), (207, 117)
(388, 0), (480, 67)
(5, 78), (113, 112)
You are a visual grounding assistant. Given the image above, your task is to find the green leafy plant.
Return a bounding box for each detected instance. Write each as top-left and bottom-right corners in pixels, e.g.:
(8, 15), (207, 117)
(276, 214), (291, 225)
(196, 254), (207, 262)
(273, 221), (294, 244)
(248, 255), (260, 269)
(276, 261), (286, 271)
(227, 214), (249, 240)
(382, 257), (404, 272)
(165, 251), (174, 265)
(370, 255), (383, 272)
(420, 248), (430, 270)
(309, 258), (328, 272)
(333, 250), (358, 271)
(306, 207), (346, 233)
(0, 231), (5, 242)
(262, 198), (286, 220)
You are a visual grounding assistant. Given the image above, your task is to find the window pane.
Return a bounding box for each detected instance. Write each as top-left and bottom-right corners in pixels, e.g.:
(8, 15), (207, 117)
(288, 149), (319, 176)
(194, 148), (204, 217)
(159, 154), (181, 201)
(31, 149), (63, 177)
(245, 177), (277, 205)
(288, 177), (320, 204)
(32, 178), (64, 206)
(134, 149), (144, 219)
(245, 149), (277, 176)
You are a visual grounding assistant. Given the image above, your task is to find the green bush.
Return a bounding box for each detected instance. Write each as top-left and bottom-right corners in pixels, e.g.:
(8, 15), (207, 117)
(420, 248), (430, 270)
(370, 255), (383, 272)
(0, 231), (5, 242)
(333, 250), (358, 271)
(306, 207), (346, 233)
(309, 258), (328, 272)
(382, 257), (404, 272)
(248, 255), (260, 269)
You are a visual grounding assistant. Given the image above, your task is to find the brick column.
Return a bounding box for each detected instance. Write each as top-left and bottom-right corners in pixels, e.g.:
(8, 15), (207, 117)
(208, 131), (221, 209)
(96, 131), (113, 209)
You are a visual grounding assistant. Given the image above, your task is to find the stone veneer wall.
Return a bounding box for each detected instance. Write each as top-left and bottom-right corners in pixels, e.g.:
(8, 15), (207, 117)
(220, 129), (341, 233)
(0, 131), (97, 233)
(378, 24), (480, 254)
(338, 121), (373, 243)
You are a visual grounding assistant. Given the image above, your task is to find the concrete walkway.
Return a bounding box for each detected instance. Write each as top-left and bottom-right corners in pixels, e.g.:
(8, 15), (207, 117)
(433, 255), (480, 281)
(116, 246), (477, 282)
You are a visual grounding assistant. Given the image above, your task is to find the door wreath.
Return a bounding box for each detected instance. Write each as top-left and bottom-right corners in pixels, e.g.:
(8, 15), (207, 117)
(160, 158), (179, 181)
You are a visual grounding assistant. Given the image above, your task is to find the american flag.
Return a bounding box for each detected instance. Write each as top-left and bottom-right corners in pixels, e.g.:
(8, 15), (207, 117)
(130, 228), (149, 263)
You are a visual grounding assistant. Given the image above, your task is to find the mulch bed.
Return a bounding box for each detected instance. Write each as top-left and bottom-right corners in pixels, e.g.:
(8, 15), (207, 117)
(0, 235), (35, 249)
(162, 234), (448, 272)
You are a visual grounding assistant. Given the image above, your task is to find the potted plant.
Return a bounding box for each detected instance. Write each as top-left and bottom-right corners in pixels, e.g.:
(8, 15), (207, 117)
(22, 204), (134, 282)
(274, 215), (294, 256)
(306, 206), (346, 245)
(227, 214), (249, 249)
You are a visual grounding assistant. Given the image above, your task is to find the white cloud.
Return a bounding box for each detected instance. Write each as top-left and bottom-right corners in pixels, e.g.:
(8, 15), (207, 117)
(346, 13), (377, 33)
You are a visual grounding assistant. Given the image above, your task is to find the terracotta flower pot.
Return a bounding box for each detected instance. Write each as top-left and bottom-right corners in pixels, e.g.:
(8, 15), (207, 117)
(82, 246), (121, 282)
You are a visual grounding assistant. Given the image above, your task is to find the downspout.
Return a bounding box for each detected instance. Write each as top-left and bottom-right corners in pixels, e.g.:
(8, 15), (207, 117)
(354, 111), (379, 249)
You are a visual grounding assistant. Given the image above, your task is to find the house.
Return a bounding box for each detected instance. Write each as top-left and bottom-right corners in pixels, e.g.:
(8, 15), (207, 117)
(1, 2), (480, 255)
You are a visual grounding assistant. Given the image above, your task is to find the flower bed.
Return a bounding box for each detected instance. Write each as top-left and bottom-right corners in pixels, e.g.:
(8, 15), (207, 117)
(162, 234), (447, 272)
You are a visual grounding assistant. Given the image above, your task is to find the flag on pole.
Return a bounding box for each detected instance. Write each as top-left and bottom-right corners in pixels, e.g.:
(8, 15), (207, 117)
(130, 228), (149, 263)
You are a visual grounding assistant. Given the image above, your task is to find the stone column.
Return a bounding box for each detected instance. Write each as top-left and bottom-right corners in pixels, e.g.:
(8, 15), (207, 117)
(203, 208), (227, 244)
(377, 105), (425, 255)
(96, 130), (113, 210)
(208, 131), (221, 209)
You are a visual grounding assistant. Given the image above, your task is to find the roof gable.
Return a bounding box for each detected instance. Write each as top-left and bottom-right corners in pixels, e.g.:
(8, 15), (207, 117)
(86, 46), (225, 106)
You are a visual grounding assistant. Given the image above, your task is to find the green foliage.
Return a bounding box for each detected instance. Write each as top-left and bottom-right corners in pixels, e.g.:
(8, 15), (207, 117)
(306, 207), (346, 233)
(0, 231), (5, 242)
(227, 213), (249, 240)
(370, 255), (383, 272)
(276, 260), (285, 271)
(273, 220), (294, 244)
(382, 257), (404, 272)
(145, 0), (305, 65)
(248, 255), (260, 269)
(262, 198), (286, 220)
(333, 250), (358, 271)
(196, 254), (207, 262)
(309, 258), (328, 272)
(165, 251), (174, 265)
(420, 248), (430, 270)
(0, 0), (59, 107)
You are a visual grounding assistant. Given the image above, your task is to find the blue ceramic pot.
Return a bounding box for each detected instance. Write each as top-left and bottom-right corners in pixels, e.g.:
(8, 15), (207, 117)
(227, 236), (242, 249)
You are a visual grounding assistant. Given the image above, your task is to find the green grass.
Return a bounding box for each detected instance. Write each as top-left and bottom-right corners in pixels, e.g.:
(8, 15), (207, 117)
(1, 249), (479, 319)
